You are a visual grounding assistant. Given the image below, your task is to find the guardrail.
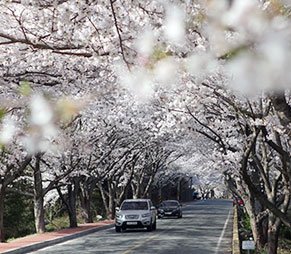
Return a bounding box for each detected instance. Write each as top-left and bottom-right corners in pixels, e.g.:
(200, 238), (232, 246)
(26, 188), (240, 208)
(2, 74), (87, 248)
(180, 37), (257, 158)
(232, 205), (241, 254)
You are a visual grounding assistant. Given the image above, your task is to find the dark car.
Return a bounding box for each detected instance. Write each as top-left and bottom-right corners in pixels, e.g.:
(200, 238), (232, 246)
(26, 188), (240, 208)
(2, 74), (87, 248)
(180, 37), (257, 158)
(192, 191), (201, 200)
(157, 200), (182, 218)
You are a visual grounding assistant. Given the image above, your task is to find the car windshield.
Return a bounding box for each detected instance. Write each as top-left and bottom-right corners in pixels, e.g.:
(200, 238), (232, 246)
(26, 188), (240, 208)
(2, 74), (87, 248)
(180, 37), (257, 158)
(121, 201), (148, 210)
(161, 201), (179, 207)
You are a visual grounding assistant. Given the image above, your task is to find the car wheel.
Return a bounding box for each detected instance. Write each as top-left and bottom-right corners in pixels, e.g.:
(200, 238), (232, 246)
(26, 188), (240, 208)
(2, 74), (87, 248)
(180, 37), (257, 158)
(152, 219), (157, 230)
(115, 226), (121, 232)
(147, 222), (153, 232)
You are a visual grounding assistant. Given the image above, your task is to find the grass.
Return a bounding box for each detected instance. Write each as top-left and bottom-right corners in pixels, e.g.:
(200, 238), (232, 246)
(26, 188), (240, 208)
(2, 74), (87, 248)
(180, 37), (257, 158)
(6, 214), (106, 242)
(45, 214), (107, 232)
(45, 216), (70, 232)
(6, 237), (17, 242)
(6, 217), (70, 241)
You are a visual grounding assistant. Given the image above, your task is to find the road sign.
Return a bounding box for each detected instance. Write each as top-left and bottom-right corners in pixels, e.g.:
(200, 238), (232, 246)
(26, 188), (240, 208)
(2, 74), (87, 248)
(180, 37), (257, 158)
(242, 240), (255, 254)
(242, 240), (255, 250)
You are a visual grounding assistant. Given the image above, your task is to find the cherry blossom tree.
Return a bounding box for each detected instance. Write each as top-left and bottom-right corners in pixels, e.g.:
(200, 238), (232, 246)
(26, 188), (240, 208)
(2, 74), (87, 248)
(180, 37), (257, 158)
(0, 1), (290, 253)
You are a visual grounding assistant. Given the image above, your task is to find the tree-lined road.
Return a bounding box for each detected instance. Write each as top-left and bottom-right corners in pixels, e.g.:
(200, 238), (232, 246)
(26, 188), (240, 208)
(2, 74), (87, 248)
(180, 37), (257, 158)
(31, 200), (233, 254)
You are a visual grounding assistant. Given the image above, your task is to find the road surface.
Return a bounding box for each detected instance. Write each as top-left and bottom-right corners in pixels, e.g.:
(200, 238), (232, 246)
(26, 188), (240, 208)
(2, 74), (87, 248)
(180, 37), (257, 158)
(30, 199), (233, 254)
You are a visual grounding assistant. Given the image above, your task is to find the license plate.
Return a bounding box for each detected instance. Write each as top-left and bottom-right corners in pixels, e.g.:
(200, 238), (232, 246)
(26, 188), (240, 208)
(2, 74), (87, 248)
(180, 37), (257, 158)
(165, 212), (172, 215)
(127, 222), (137, 225)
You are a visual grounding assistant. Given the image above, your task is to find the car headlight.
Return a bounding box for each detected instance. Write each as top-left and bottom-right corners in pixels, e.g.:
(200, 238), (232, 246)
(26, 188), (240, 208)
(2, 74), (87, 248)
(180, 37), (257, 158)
(142, 213), (151, 218)
(116, 214), (123, 219)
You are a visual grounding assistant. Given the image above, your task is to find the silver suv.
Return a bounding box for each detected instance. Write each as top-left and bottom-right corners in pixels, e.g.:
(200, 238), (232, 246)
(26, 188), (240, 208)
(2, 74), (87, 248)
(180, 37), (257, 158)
(115, 199), (157, 232)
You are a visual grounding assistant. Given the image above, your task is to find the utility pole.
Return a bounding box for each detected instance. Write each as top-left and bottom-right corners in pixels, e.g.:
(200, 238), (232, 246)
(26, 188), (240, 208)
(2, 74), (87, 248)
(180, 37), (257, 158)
(158, 185), (162, 204)
(177, 179), (180, 201)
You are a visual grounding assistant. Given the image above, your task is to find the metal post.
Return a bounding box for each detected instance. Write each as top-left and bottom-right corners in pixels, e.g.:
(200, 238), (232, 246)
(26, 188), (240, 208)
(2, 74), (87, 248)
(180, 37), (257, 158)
(177, 179), (180, 201)
(158, 186), (162, 204)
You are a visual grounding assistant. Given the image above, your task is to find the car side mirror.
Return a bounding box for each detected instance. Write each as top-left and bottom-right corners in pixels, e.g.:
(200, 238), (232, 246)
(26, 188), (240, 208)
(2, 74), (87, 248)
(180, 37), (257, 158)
(116, 207), (120, 212)
(150, 206), (156, 210)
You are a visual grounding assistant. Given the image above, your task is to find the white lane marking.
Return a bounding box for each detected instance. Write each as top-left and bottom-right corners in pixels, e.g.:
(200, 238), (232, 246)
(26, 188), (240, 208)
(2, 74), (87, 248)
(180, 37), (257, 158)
(215, 210), (231, 254)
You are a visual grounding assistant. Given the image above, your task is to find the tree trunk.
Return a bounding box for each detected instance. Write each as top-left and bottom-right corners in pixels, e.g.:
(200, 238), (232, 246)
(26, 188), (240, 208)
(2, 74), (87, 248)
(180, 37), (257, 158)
(132, 168), (145, 199)
(251, 216), (268, 249)
(244, 196), (268, 248)
(108, 184), (116, 220)
(79, 192), (92, 223)
(98, 183), (110, 219)
(267, 213), (281, 254)
(142, 176), (153, 198)
(107, 181), (115, 220)
(98, 180), (116, 220)
(0, 188), (5, 242)
(34, 195), (45, 233)
(224, 173), (268, 249)
(107, 199), (114, 219)
(267, 224), (280, 254)
(116, 175), (133, 206)
(67, 182), (78, 228)
(79, 177), (96, 223)
(33, 155), (45, 233)
(57, 179), (79, 228)
(270, 93), (291, 129)
(158, 186), (162, 204)
(131, 183), (138, 199)
(132, 180), (142, 199)
(268, 229), (279, 254)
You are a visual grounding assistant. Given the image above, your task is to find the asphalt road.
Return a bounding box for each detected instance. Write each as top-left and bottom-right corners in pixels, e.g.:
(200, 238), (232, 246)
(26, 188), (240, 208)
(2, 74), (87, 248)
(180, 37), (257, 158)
(30, 199), (233, 254)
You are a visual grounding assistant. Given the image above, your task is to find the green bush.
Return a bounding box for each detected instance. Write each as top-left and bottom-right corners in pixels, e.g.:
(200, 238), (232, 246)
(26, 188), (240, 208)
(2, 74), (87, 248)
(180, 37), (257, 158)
(4, 191), (35, 240)
(244, 212), (252, 232)
(91, 189), (106, 221)
(45, 216), (70, 232)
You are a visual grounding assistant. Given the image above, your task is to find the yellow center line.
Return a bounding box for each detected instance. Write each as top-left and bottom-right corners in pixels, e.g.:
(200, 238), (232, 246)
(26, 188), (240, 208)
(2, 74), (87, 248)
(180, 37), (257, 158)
(121, 231), (163, 254)
(121, 220), (185, 254)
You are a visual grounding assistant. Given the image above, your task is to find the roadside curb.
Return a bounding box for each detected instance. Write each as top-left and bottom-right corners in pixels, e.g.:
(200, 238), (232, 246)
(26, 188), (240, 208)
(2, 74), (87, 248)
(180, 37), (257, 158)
(232, 205), (241, 254)
(1, 223), (115, 254)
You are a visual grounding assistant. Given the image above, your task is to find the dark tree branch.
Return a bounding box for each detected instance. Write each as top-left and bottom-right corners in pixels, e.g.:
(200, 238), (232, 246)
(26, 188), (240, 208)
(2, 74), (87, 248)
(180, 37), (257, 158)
(109, 0), (130, 69)
(186, 106), (228, 154)
(0, 32), (84, 51)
